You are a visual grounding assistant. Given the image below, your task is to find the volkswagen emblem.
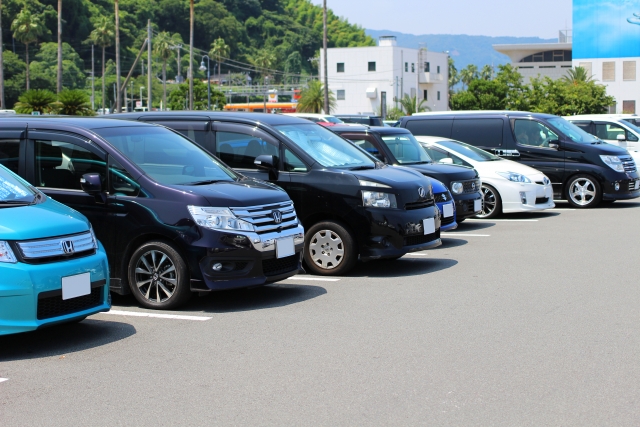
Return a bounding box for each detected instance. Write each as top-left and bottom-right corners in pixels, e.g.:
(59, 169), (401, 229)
(271, 210), (283, 224)
(418, 187), (426, 198)
(61, 240), (75, 254)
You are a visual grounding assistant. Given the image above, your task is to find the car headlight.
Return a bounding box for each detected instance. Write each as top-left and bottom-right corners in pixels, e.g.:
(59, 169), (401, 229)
(362, 191), (397, 208)
(187, 206), (255, 231)
(0, 241), (16, 263)
(600, 155), (625, 172)
(359, 179), (391, 188)
(497, 172), (532, 183)
(89, 227), (98, 249)
(451, 182), (464, 194)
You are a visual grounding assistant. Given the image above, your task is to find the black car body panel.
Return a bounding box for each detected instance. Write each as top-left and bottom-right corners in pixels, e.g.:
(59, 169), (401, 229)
(111, 112), (442, 261)
(335, 115), (384, 126)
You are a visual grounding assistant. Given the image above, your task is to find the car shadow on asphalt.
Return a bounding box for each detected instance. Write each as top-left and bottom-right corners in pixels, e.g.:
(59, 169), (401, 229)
(498, 211), (561, 219)
(348, 257), (458, 278)
(432, 237), (468, 249)
(0, 320), (136, 362)
(111, 283), (327, 314)
(598, 201), (640, 209)
(449, 221), (495, 231)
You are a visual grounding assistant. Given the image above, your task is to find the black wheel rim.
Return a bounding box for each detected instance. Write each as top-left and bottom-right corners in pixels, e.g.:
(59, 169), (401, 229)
(134, 250), (177, 303)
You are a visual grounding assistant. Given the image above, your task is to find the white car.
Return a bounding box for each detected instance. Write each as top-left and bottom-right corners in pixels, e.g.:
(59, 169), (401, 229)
(416, 136), (555, 218)
(565, 114), (640, 163)
(282, 113), (344, 126)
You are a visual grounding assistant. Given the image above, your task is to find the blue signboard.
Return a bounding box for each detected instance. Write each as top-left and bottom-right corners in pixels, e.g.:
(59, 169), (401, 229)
(574, 0), (640, 59)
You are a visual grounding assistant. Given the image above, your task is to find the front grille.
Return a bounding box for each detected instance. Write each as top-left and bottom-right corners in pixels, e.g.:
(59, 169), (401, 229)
(262, 254), (299, 276)
(628, 179), (640, 191)
(441, 216), (455, 226)
(403, 230), (440, 247)
(17, 231), (96, 264)
(620, 156), (636, 172)
(405, 200), (434, 210)
(535, 197), (549, 205)
(230, 201), (299, 234)
(458, 199), (477, 213)
(37, 286), (103, 320)
(462, 179), (481, 194)
(434, 191), (451, 202)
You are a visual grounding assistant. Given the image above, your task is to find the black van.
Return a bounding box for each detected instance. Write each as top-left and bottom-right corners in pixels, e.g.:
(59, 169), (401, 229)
(400, 112), (640, 208)
(330, 125), (482, 221)
(113, 112), (442, 275)
(0, 117), (305, 309)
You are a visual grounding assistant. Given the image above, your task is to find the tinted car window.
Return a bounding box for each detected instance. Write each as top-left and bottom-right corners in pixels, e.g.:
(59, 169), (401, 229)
(349, 139), (381, 157)
(546, 117), (597, 143)
(379, 134), (431, 164)
(35, 140), (107, 190)
(151, 121), (209, 149)
(283, 148), (308, 172)
(405, 119), (453, 138)
(514, 120), (558, 148)
(109, 156), (140, 197)
(0, 140), (19, 173)
(452, 118), (503, 148)
(422, 145), (468, 167)
(216, 131), (279, 170)
(436, 140), (502, 162)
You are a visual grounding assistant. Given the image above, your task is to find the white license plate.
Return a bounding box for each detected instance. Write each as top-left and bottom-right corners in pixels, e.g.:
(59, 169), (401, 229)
(442, 203), (454, 218)
(275, 237), (295, 259)
(62, 272), (91, 300)
(474, 199), (482, 212)
(635, 180), (639, 190)
(422, 218), (436, 235)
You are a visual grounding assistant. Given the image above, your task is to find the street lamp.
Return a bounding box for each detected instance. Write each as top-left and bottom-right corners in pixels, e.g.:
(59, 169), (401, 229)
(140, 86), (144, 110)
(200, 55), (211, 110)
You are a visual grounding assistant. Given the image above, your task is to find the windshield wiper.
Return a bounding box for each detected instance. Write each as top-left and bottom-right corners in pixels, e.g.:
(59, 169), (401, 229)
(0, 200), (30, 205)
(404, 161), (431, 165)
(183, 179), (224, 185)
(349, 165), (376, 171)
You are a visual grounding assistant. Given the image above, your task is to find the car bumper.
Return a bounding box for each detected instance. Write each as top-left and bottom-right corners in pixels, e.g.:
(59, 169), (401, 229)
(0, 245), (110, 336)
(498, 180), (555, 213)
(436, 200), (457, 231)
(602, 178), (640, 200)
(453, 192), (483, 220)
(190, 225), (305, 291)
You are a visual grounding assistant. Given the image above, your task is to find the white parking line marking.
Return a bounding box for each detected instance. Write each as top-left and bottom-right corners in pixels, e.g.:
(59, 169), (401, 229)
(468, 219), (538, 222)
(286, 277), (341, 282)
(0, 378), (8, 383)
(403, 253), (428, 256)
(443, 233), (491, 237)
(104, 310), (212, 321)
(553, 208), (576, 211)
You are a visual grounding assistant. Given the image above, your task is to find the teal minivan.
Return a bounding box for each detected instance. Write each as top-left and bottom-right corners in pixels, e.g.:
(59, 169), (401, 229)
(0, 164), (110, 335)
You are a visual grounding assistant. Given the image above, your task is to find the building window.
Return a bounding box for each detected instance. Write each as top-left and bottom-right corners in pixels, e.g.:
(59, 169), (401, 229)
(579, 62), (593, 77)
(437, 65), (441, 74)
(520, 50), (572, 63)
(337, 63), (344, 73)
(405, 62), (408, 72)
(623, 61), (636, 81)
(603, 62), (615, 81)
(411, 63), (415, 73)
(368, 61), (376, 72)
(623, 100), (636, 114)
(423, 89), (428, 100)
(424, 62), (430, 72)
(337, 89), (345, 100)
(437, 91), (441, 101)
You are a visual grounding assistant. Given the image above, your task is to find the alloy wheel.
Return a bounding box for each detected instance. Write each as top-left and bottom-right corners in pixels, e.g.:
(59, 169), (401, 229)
(477, 186), (498, 218)
(134, 250), (178, 303)
(309, 229), (344, 270)
(569, 177), (597, 206)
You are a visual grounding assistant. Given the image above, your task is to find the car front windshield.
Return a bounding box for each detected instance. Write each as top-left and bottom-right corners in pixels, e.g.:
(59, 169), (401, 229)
(436, 140), (502, 162)
(380, 133), (432, 164)
(0, 166), (35, 205)
(93, 126), (237, 185)
(275, 123), (376, 169)
(547, 117), (598, 143)
(621, 119), (640, 134)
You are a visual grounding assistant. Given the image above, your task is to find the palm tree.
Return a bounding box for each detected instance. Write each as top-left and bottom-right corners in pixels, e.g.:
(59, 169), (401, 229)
(252, 49), (276, 83)
(480, 64), (494, 81)
(58, 89), (94, 116)
(11, 9), (47, 90)
(14, 89), (56, 114)
(57, 0), (62, 93)
(189, 0), (194, 110)
(562, 66), (593, 84)
(114, 0), (121, 112)
(297, 80), (336, 114)
(154, 31), (174, 110)
(209, 38), (230, 85)
(400, 94), (429, 116)
(459, 64), (478, 90)
(88, 16), (115, 114)
(0, 0), (5, 108)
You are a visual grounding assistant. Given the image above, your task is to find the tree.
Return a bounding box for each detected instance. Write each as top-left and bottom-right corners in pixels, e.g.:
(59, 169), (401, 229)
(154, 31), (174, 110)
(459, 64), (478, 90)
(114, 0), (121, 112)
(57, 89), (94, 115)
(168, 79), (226, 111)
(88, 16), (115, 114)
(57, 0), (62, 93)
(0, 0), (5, 108)
(400, 94), (429, 115)
(480, 64), (494, 80)
(562, 66), (593, 84)
(11, 8), (47, 90)
(251, 48), (276, 83)
(30, 42), (86, 91)
(448, 57), (459, 91)
(284, 51), (302, 84)
(14, 89), (56, 114)
(297, 80), (335, 114)
(189, 0), (194, 110)
(209, 37), (230, 85)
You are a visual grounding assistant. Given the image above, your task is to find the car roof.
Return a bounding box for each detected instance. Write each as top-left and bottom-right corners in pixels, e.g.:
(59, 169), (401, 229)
(0, 116), (157, 130)
(113, 111), (312, 125)
(566, 114), (640, 120)
(409, 110), (558, 119)
(335, 114), (381, 118)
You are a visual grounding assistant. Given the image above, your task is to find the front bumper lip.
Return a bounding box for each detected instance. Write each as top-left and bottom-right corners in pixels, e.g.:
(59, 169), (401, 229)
(497, 181), (555, 213)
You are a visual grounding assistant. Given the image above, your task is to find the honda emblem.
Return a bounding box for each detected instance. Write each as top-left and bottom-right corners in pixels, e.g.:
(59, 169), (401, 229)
(271, 210), (283, 224)
(61, 240), (75, 254)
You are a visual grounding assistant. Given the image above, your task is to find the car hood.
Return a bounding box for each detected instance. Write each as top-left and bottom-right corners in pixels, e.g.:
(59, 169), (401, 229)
(473, 158), (548, 181)
(0, 198), (90, 241)
(406, 163), (478, 185)
(172, 178), (291, 207)
(567, 141), (631, 156)
(348, 165), (433, 204)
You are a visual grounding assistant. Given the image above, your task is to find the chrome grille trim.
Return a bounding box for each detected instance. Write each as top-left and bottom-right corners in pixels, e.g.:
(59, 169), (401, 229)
(462, 179), (481, 194)
(620, 156), (636, 172)
(230, 201), (299, 234)
(17, 231), (97, 260)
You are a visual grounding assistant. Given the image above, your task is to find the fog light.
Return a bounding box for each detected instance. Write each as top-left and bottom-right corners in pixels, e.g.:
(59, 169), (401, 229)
(615, 182), (620, 191)
(519, 191), (527, 204)
(212, 263), (223, 271)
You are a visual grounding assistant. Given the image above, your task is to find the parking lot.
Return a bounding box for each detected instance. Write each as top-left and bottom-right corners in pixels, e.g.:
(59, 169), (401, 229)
(2, 200), (640, 426)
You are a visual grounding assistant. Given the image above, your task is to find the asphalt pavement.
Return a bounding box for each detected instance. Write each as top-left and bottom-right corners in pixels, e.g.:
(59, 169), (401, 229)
(2, 201), (640, 426)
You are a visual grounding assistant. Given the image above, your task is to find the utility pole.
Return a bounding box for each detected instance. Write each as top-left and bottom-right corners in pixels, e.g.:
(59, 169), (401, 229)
(189, 0), (194, 110)
(147, 19), (152, 111)
(115, 0), (121, 113)
(322, 0), (329, 114)
(0, 0), (5, 109)
(91, 44), (95, 110)
(57, 0), (62, 94)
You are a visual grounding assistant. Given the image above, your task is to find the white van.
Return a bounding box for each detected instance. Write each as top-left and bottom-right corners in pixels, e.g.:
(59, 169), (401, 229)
(565, 114), (640, 162)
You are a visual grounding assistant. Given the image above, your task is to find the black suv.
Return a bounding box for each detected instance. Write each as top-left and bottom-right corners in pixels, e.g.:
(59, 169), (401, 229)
(335, 115), (384, 126)
(113, 112), (442, 275)
(331, 125), (482, 221)
(0, 117), (304, 309)
(400, 111), (640, 208)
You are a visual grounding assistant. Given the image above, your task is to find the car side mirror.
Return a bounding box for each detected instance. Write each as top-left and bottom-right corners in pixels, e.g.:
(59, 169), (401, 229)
(80, 173), (106, 203)
(617, 134), (626, 142)
(548, 140), (560, 149)
(254, 154), (279, 180)
(438, 158), (454, 165)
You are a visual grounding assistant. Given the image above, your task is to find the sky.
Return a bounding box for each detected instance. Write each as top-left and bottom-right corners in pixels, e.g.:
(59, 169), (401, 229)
(310, 0), (573, 38)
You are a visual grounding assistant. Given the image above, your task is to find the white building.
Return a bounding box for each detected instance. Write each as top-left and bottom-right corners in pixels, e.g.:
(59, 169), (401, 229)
(320, 36), (449, 115)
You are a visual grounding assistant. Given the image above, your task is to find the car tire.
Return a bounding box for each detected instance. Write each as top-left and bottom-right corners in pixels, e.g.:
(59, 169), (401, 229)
(476, 184), (502, 219)
(304, 221), (357, 276)
(566, 174), (601, 208)
(127, 240), (191, 309)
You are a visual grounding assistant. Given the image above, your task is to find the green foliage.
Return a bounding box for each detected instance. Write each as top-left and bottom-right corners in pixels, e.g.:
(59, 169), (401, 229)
(11, 8), (47, 45)
(14, 88), (57, 113)
(57, 89), (95, 115)
(561, 66), (593, 84)
(168, 79), (226, 111)
(3, 51), (27, 107)
(400, 94), (429, 115)
(30, 42), (86, 90)
(297, 80), (335, 114)
(87, 15), (114, 49)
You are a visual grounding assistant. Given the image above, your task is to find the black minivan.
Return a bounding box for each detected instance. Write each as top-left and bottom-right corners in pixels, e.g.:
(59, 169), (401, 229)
(113, 112), (442, 275)
(330, 125), (483, 221)
(0, 117), (305, 309)
(400, 111), (640, 208)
